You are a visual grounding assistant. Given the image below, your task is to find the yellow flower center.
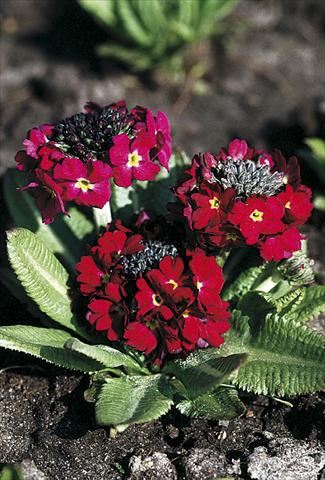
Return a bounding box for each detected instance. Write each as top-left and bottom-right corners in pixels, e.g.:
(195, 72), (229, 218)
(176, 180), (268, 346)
(285, 201), (291, 209)
(75, 178), (93, 192)
(197, 281), (203, 290)
(167, 279), (178, 290)
(182, 310), (190, 318)
(152, 294), (163, 306)
(283, 175), (288, 185)
(209, 196), (220, 210)
(127, 151), (141, 167)
(249, 209), (264, 222)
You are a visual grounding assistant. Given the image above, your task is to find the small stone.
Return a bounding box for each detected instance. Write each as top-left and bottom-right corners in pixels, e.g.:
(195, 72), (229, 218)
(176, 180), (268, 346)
(182, 448), (241, 480)
(128, 452), (177, 480)
(21, 459), (47, 480)
(248, 437), (325, 480)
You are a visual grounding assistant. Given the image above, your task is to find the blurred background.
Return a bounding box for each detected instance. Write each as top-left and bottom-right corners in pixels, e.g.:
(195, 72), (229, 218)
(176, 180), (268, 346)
(0, 0), (324, 174)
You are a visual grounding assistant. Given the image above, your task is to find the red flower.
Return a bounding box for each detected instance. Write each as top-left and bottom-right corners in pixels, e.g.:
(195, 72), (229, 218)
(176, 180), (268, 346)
(87, 283), (127, 341)
(76, 255), (105, 295)
(228, 138), (248, 160)
(277, 185), (313, 226)
(147, 110), (172, 170)
(38, 145), (65, 171)
(124, 322), (157, 356)
(136, 277), (174, 320)
(20, 169), (67, 224)
(273, 150), (301, 188)
(191, 186), (236, 229)
(229, 196), (285, 245)
(181, 312), (230, 349)
(54, 157), (112, 208)
(15, 150), (38, 172)
(146, 256), (189, 297)
(260, 228), (302, 261)
(189, 250), (224, 308)
(22, 125), (53, 159)
(94, 229), (144, 265)
(256, 151), (274, 168)
(109, 132), (159, 187)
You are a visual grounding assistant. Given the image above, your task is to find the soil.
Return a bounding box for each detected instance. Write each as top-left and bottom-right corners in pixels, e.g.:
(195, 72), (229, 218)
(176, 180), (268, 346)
(0, 0), (324, 478)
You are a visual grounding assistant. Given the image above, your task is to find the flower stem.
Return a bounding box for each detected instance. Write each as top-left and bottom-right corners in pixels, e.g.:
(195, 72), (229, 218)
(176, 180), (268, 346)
(93, 201), (112, 231)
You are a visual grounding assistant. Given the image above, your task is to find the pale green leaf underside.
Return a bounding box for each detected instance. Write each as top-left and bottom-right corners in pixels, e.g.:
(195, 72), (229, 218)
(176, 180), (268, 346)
(6, 228), (86, 337)
(221, 310), (325, 396)
(64, 338), (145, 374)
(95, 374), (173, 427)
(0, 326), (104, 372)
(163, 351), (247, 399)
(177, 386), (246, 420)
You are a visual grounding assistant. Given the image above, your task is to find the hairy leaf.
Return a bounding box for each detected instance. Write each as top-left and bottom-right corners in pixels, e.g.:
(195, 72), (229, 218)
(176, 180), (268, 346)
(95, 374), (173, 427)
(221, 310), (325, 396)
(177, 386), (245, 420)
(283, 285), (325, 323)
(223, 262), (274, 302)
(0, 326), (104, 372)
(163, 351), (247, 399)
(64, 338), (146, 374)
(6, 228), (85, 337)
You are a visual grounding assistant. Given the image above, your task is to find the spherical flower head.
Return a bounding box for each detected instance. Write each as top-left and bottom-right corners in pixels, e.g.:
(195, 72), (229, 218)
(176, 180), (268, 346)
(76, 216), (230, 365)
(172, 138), (312, 261)
(16, 101), (172, 223)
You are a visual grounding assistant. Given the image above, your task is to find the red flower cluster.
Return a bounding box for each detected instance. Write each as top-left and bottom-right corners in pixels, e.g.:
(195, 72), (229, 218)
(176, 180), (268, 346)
(173, 139), (313, 261)
(16, 101), (171, 224)
(76, 221), (229, 365)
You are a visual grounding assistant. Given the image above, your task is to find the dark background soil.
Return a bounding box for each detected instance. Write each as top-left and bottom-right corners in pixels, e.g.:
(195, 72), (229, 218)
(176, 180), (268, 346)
(0, 0), (324, 478)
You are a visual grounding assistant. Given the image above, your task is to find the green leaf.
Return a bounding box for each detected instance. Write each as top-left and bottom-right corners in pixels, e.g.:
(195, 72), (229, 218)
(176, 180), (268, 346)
(95, 374), (173, 427)
(220, 310), (325, 396)
(4, 169), (93, 271)
(0, 326), (105, 372)
(64, 338), (147, 374)
(305, 138), (325, 161)
(163, 350), (247, 399)
(0, 466), (23, 480)
(117, 0), (153, 47)
(284, 285), (325, 323)
(303, 138), (325, 183)
(273, 288), (305, 314)
(6, 228), (85, 337)
(223, 262), (274, 302)
(78, 0), (116, 25)
(177, 386), (245, 420)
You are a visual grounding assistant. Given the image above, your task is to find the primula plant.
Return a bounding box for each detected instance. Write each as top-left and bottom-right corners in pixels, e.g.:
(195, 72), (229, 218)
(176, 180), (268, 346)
(78, 0), (239, 76)
(1, 101), (325, 434)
